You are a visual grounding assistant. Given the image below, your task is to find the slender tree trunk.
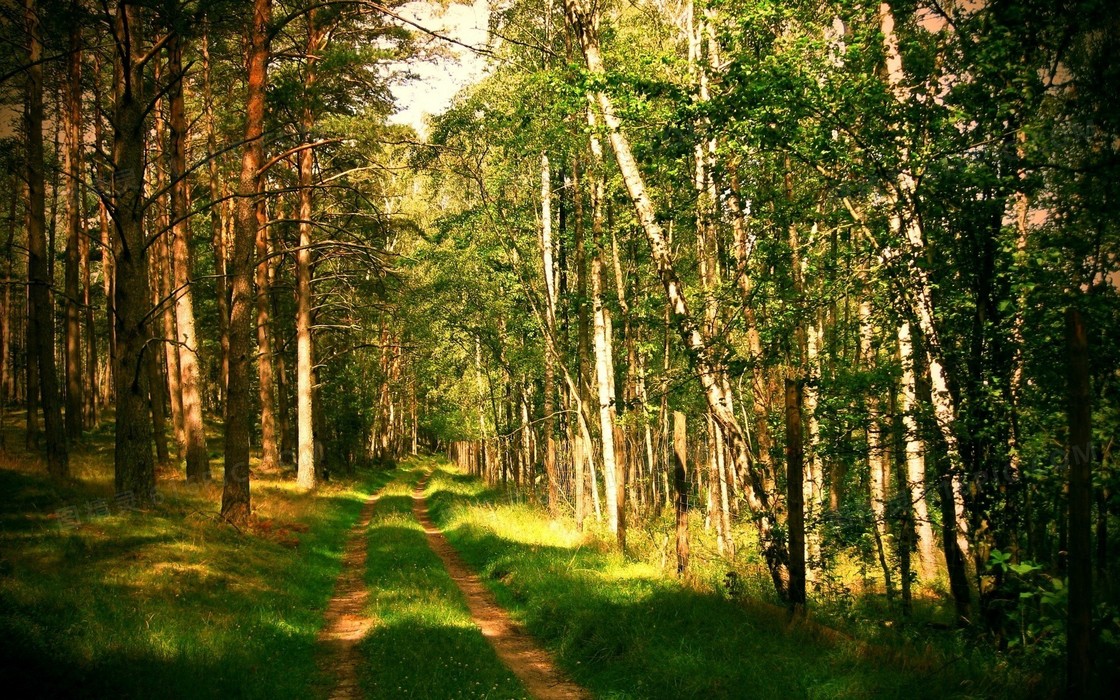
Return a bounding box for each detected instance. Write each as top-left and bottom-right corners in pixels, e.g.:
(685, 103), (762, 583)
(861, 301), (894, 597)
(167, 33), (210, 481)
(92, 52), (115, 402)
(153, 86), (184, 461)
(111, 0), (155, 502)
(25, 0), (68, 477)
(63, 4), (83, 441)
(786, 378), (806, 613)
(224, 0), (270, 522)
(540, 153), (560, 516)
(295, 9), (324, 490)
(1, 177), (16, 434)
(1065, 307), (1092, 699)
(83, 176), (96, 426)
(673, 411), (690, 575)
(148, 342), (171, 468)
(203, 29), (229, 407)
(155, 207), (181, 466)
(899, 321), (938, 580)
(255, 193), (279, 470)
(592, 244), (620, 543)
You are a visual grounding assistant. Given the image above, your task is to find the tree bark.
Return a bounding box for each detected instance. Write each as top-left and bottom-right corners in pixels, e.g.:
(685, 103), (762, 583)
(167, 32), (210, 482)
(63, 3), (83, 440)
(224, 0), (270, 523)
(673, 411), (690, 576)
(591, 211), (620, 544)
(1065, 307), (1092, 699)
(540, 153), (560, 516)
(111, 0), (155, 502)
(295, 8), (324, 490)
(255, 192), (279, 470)
(25, 0), (69, 477)
(785, 379), (806, 612)
(899, 321), (938, 580)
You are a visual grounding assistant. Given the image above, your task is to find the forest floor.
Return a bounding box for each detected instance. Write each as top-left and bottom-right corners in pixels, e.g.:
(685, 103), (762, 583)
(0, 414), (1053, 699)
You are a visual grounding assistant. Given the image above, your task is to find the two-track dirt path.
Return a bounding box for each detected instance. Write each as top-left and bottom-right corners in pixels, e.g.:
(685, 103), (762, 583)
(411, 472), (590, 700)
(318, 469), (590, 699)
(317, 485), (385, 700)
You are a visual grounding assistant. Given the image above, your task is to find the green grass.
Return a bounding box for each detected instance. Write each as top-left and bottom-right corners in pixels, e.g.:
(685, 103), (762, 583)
(423, 461), (1044, 700)
(357, 457), (529, 699)
(0, 414), (394, 699)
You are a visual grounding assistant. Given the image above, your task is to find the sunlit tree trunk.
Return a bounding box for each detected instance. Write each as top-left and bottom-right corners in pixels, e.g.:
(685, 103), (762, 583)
(296, 8), (324, 489)
(899, 321), (938, 580)
(224, 0), (270, 522)
(539, 153), (560, 516)
(255, 193), (279, 470)
(167, 32), (210, 481)
(153, 80), (184, 463)
(588, 145), (621, 545)
(673, 411), (690, 575)
(63, 4), (83, 441)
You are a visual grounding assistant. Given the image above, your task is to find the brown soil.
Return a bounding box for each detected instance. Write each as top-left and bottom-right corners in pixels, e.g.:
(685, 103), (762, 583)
(412, 473), (591, 700)
(317, 486), (384, 700)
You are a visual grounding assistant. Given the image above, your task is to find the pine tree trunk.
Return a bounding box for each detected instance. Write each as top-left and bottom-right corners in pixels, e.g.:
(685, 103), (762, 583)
(63, 5), (83, 441)
(296, 9), (324, 490)
(1, 178), (16, 442)
(110, 0), (154, 502)
(25, 0), (68, 477)
(224, 0), (270, 523)
(153, 92), (185, 461)
(255, 194), (279, 470)
(167, 33), (210, 482)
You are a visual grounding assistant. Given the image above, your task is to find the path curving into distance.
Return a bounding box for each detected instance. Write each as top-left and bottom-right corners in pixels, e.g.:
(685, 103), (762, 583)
(412, 472), (591, 700)
(318, 484), (386, 700)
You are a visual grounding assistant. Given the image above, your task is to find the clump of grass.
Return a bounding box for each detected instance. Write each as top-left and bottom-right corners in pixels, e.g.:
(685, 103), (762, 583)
(358, 457), (529, 699)
(0, 416), (394, 699)
(424, 462), (1041, 700)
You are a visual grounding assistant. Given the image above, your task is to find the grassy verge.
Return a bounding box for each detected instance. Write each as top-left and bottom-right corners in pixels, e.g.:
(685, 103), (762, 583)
(424, 461), (1035, 700)
(0, 415), (393, 699)
(358, 456), (529, 699)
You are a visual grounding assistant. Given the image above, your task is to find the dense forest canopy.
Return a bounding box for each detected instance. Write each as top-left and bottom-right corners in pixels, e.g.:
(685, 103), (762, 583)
(1, 0), (1118, 695)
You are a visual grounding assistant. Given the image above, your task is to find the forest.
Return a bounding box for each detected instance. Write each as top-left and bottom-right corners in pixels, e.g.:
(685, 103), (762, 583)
(0, 0), (1117, 697)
